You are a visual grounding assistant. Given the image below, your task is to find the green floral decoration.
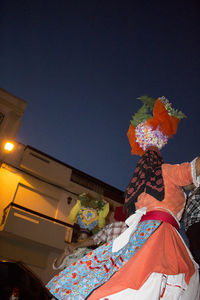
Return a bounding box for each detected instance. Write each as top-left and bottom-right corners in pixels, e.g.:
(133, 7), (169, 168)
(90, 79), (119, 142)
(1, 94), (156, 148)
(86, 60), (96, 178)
(130, 96), (186, 128)
(130, 96), (155, 127)
(78, 193), (105, 210)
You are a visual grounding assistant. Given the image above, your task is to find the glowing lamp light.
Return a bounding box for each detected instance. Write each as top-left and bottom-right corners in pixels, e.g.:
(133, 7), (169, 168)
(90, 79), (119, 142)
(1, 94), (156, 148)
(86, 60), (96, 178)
(4, 142), (15, 152)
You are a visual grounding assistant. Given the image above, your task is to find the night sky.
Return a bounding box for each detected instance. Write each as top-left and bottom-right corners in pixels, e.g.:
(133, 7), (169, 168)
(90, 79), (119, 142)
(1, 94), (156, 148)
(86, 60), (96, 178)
(1, 0), (200, 191)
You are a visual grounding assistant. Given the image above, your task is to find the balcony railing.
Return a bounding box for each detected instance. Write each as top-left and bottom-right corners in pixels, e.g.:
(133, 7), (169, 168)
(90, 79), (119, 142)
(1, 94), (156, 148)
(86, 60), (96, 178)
(0, 202), (74, 249)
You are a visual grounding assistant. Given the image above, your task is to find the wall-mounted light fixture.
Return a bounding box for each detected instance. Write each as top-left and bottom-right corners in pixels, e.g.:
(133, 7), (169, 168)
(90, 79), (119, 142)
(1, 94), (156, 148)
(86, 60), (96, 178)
(67, 196), (72, 205)
(4, 141), (15, 152)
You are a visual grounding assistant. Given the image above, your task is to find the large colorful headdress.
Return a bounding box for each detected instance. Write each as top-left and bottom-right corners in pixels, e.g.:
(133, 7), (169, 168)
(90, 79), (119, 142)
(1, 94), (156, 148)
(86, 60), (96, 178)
(127, 96), (186, 156)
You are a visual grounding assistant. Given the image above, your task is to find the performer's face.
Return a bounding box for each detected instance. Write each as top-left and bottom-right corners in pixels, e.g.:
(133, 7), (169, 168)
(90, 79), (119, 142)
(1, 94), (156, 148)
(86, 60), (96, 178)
(78, 232), (89, 242)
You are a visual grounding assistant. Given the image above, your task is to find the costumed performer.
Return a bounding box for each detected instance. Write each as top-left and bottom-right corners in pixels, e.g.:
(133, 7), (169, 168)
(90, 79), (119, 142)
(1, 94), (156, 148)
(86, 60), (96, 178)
(52, 193), (110, 270)
(46, 96), (200, 300)
(53, 205), (127, 270)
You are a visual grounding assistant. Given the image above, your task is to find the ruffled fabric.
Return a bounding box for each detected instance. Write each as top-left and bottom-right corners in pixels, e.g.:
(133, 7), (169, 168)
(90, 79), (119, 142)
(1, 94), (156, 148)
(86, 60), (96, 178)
(127, 124), (144, 156)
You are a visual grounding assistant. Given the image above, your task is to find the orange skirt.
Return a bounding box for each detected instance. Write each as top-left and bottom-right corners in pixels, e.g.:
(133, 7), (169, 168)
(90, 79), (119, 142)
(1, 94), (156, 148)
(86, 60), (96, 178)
(88, 222), (195, 299)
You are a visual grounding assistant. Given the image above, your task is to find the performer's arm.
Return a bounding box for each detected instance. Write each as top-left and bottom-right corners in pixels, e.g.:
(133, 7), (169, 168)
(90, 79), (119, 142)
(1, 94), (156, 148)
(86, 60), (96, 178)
(53, 246), (71, 269)
(67, 236), (95, 251)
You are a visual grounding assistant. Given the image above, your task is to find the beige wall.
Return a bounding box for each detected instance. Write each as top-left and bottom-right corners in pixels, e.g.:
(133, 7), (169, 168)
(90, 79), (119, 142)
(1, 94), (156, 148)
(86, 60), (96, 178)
(14, 184), (59, 218)
(0, 166), (20, 221)
(0, 233), (63, 284)
(20, 147), (72, 188)
(25, 250), (64, 284)
(0, 163), (76, 227)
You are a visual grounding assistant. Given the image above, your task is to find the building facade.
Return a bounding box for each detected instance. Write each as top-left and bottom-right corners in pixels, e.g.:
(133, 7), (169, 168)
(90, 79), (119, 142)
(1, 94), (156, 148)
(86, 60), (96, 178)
(0, 89), (124, 284)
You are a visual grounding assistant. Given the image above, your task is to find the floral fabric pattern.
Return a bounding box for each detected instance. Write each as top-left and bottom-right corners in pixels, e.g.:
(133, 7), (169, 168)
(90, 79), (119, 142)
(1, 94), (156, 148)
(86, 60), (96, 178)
(46, 220), (161, 300)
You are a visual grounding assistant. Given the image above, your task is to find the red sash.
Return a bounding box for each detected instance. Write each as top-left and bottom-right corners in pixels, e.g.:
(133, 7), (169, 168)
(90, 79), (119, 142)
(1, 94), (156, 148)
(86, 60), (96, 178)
(140, 210), (180, 231)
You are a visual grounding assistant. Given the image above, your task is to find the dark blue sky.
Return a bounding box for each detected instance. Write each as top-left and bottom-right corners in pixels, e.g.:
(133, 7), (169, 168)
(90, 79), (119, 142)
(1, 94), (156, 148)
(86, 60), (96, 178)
(1, 0), (200, 191)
